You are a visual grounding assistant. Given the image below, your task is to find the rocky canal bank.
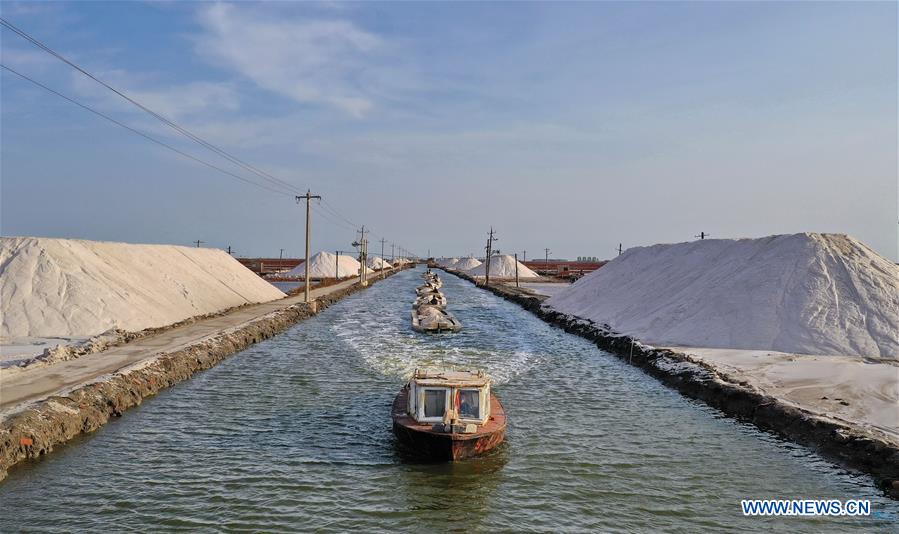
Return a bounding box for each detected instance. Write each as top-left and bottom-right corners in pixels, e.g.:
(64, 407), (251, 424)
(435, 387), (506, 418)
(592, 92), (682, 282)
(440, 268), (899, 499)
(0, 266), (411, 481)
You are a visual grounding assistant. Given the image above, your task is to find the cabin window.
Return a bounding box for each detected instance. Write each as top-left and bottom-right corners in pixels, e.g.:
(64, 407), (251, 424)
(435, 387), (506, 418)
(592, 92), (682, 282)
(458, 389), (480, 419)
(423, 389), (447, 418)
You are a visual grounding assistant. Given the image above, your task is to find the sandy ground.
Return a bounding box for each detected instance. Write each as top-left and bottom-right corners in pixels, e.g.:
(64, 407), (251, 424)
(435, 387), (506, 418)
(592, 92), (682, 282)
(516, 282), (572, 298)
(669, 346), (899, 441)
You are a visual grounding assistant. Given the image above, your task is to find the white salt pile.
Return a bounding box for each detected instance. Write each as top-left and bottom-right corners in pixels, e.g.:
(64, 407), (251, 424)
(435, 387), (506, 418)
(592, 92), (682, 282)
(467, 254), (539, 279)
(368, 256), (392, 270)
(0, 237), (286, 342)
(284, 251), (361, 279)
(453, 257), (482, 271)
(548, 233), (899, 358)
(441, 258), (460, 268)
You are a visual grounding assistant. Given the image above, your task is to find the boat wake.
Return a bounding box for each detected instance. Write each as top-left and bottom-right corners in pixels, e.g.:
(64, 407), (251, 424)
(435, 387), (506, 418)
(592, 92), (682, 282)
(329, 271), (546, 385)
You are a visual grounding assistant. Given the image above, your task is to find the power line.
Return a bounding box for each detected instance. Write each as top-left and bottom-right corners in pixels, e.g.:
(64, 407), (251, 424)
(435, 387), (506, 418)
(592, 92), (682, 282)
(311, 203), (357, 233)
(0, 64), (294, 196)
(319, 198), (361, 229)
(314, 200), (357, 231)
(1, 17), (415, 258)
(0, 17), (304, 197)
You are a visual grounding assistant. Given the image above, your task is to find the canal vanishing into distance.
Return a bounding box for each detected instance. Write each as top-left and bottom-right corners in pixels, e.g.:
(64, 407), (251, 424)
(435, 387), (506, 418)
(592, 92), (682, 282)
(1, 267), (895, 532)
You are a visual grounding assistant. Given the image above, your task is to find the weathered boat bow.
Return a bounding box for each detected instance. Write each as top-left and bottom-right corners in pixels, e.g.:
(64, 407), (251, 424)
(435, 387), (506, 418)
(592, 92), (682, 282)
(392, 369), (507, 461)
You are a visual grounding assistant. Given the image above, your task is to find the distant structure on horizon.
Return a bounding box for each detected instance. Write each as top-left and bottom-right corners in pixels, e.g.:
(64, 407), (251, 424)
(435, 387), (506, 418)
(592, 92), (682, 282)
(237, 257), (303, 275)
(523, 258), (607, 279)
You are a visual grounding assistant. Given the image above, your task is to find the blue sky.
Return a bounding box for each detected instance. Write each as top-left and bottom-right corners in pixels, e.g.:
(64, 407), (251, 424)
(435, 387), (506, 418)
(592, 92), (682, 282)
(2, 1), (896, 260)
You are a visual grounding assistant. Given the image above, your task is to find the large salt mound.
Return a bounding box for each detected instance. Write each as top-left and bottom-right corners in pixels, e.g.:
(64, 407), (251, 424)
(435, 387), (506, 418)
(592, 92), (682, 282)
(467, 254), (539, 278)
(453, 257), (482, 271)
(284, 251), (361, 279)
(0, 237), (286, 339)
(547, 233), (899, 359)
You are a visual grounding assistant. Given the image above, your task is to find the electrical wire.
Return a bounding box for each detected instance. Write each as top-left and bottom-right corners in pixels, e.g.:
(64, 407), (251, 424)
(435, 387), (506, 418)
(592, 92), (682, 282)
(319, 198), (362, 230)
(4, 61), (416, 253)
(1, 17), (417, 255)
(0, 17), (305, 197)
(310, 203), (357, 233)
(1, 64), (297, 196)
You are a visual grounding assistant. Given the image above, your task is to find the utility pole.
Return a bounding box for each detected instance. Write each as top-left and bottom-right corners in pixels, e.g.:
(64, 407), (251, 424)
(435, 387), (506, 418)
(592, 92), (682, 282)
(617, 243), (623, 256)
(279, 248), (285, 260)
(379, 238), (387, 278)
(335, 250), (344, 281)
(194, 240), (204, 248)
(296, 190), (321, 303)
(695, 232), (710, 240)
(354, 226), (368, 286)
(227, 245), (233, 255)
(391, 243), (395, 264)
(523, 250), (527, 262)
(544, 248), (551, 264)
(484, 227), (498, 287)
(514, 252), (520, 288)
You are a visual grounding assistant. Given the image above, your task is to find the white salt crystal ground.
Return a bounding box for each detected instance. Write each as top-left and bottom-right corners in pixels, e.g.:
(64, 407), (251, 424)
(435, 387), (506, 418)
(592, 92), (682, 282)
(284, 251), (362, 278)
(517, 282), (572, 298)
(0, 337), (88, 365)
(546, 233), (899, 438)
(1, 237), (286, 353)
(368, 256), (392, 270)
(467, 254), (539, 278)
(671, 347), (898, 438)
(453, 257), (481, 271)
(548, 233), (898, 359)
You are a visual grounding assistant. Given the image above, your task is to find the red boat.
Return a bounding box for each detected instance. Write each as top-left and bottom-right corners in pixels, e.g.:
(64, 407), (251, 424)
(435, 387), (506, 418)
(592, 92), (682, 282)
(392, 369), (507, 461)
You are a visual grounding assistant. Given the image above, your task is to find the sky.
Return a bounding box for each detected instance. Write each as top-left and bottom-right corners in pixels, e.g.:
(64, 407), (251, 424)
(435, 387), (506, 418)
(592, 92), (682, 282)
(1, 1), (896, 261)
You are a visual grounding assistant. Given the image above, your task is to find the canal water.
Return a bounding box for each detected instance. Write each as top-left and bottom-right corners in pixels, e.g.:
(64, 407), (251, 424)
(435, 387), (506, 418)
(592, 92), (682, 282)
(1, 267), (895, 532)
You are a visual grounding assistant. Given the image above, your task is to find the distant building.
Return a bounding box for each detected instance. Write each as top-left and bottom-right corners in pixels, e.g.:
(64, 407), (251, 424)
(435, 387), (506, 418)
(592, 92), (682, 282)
(522, 259), (607, 279)
(237, 257), (303, 275)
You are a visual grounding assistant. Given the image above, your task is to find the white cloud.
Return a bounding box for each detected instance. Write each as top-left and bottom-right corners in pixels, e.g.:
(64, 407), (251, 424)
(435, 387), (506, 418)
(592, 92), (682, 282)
(68, 67), (239, 121)
(193, 3), (382, 117)
(127, 81), (239, 119)
(0, 47), (58, 70)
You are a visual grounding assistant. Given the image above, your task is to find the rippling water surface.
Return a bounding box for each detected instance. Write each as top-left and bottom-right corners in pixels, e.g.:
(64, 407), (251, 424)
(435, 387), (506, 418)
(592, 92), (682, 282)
(2, 267), (896, 532)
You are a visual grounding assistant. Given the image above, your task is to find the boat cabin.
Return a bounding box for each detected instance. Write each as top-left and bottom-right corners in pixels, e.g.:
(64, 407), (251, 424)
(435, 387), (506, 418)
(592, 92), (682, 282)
(406, 370), (491, 429)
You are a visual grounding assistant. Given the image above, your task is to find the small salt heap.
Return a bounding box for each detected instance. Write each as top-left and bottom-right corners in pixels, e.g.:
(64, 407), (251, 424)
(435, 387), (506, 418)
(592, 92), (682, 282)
(284, 251), (362, 279)
(467, 254), (538, 278)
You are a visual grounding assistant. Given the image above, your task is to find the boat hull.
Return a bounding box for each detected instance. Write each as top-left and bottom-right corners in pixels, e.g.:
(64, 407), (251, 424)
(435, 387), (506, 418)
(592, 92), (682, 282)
(392, 388), (506, 461)
(392, 421), (506, 461)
